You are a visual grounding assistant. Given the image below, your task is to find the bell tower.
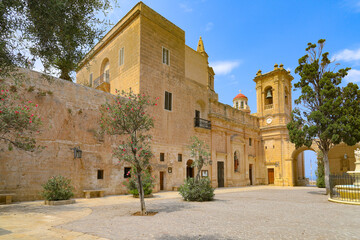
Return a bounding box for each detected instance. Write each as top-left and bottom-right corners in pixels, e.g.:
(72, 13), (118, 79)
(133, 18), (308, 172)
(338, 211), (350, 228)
(254, 63), (293, 127)
(253, 64), (294, 186)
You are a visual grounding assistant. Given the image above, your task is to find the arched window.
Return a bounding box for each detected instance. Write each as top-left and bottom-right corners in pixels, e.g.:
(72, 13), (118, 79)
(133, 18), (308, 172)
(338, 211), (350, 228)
(264, 86), (273, 108)
(100, 58), (110, 84)
(240, 101), (244, 109)
(234, 151), (240, 172)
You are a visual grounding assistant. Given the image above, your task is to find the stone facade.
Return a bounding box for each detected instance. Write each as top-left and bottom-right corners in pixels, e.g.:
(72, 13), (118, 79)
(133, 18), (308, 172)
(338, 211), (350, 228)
(1, 2), (359, 201)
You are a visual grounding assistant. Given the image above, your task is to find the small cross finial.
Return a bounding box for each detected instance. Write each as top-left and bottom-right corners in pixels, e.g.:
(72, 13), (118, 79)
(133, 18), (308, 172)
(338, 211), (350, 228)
(239, 90), (241, 93)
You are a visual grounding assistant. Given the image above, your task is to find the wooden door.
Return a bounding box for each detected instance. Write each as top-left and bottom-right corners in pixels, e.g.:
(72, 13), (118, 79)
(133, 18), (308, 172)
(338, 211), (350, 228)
(160, 171), (164, 190)
(268, 168), (274, 184)
(186, 166), (194, 178)
(217, 162), (224, 187)
(249, 164), (253, 185)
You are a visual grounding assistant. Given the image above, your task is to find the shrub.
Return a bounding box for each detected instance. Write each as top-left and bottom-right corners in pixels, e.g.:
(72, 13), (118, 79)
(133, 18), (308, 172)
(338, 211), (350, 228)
(123, 169), (155, 196)
(179, 177), (214, 202)
(41, 175), (74, 201)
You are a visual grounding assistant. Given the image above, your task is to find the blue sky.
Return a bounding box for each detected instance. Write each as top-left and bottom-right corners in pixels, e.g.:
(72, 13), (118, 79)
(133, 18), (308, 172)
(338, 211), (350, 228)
(105, 1), (360, 111)
(34, 0), (360, 178)
(103, 0), (360, 178)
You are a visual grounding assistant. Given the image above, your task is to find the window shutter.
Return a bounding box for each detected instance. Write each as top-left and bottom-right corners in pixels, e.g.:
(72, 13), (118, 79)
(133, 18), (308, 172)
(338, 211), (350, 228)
(168, 92), (172, 111)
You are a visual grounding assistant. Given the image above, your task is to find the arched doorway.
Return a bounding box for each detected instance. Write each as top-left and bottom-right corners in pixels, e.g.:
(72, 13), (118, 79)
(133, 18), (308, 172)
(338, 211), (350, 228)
(186, 160), (194, 178)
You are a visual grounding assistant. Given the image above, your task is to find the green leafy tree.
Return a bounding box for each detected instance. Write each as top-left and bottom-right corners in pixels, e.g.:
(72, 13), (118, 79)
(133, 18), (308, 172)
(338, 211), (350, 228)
(316, 157), (325, 188)
(24, 0), (115, 81)
(287, 39), (360, 194)
(188, 136), (211, 183)
(101, 90), (156, 215)
(0, 85), (42, 151)
(0, 0), (30, 78)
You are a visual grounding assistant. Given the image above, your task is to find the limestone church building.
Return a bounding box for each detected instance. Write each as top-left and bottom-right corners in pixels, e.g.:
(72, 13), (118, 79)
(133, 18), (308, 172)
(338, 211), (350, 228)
(1, 2), (358, 201)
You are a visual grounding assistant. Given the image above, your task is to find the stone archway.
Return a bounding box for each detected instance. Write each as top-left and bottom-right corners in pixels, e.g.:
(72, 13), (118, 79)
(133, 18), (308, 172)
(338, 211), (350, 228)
(290, 144), (319, 186)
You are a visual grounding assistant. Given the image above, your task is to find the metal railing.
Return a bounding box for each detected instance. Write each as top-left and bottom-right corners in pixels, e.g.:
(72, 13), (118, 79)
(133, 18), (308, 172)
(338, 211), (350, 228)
(194, 117), (211, 130)
(329, 173), (360, 203)
(93, 72), (110, 88)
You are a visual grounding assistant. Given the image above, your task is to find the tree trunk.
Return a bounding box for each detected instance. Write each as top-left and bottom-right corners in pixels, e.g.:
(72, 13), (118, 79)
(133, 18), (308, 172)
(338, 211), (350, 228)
(59, 69), (72, 81)
(195, 168), (201, 183)
(136, 172), (147, 215)
(323, 150), (331, 195)
(195, 162), (203, 183)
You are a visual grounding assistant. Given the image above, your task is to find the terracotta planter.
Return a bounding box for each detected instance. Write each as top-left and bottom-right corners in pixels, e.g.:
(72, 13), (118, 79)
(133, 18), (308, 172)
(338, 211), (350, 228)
(44, 199), (75, 205)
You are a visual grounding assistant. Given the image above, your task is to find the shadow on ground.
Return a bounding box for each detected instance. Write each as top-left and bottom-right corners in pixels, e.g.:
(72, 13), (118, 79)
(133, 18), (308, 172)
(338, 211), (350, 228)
(148, 201), (193, 213)
(156, 233), (236, 240)
(307, 190), (326, 195)
(0, 202), (85, 215)
(0, 228), (12, 236)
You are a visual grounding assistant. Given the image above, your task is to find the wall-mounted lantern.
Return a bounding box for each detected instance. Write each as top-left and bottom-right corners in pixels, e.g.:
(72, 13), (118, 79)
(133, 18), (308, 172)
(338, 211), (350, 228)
(344, 153), (348, 159)
(70, 146), (82, 159)
(168, 167), (172, 173)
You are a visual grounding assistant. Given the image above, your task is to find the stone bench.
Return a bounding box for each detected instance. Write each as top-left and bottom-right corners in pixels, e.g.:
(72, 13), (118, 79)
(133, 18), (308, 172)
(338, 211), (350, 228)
(83, 189), (105, 199)
(0, 193), (15, 204)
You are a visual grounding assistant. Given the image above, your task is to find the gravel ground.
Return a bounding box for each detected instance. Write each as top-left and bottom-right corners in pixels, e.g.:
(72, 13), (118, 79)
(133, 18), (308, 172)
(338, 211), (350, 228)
(59, 187), (360, 240)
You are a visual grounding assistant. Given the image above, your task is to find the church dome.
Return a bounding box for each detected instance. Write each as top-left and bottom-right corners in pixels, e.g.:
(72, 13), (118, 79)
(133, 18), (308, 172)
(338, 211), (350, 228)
(233, 91), (248, 100)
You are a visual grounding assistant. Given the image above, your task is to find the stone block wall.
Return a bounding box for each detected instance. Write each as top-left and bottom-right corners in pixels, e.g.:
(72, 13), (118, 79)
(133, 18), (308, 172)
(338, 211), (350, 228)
(0, 70), (130, 201)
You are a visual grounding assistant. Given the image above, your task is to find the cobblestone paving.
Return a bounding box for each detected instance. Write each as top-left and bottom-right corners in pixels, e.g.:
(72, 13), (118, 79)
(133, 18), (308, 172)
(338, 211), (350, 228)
(60, 187), (359, 240)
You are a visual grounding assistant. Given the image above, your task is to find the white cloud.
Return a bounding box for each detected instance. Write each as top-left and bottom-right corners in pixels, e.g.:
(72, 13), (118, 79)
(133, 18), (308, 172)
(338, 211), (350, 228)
(342, 0), (360, 13)
(211, 60), (242, 75)
(179, 3), (193, 12)
(205, 22), (213, 32)
(333, 48), (360, 62)
(344, 69), (360, 82)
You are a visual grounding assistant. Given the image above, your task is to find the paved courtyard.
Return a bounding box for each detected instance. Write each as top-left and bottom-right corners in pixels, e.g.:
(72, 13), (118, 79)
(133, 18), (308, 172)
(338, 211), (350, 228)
(0, 186), (359, 240)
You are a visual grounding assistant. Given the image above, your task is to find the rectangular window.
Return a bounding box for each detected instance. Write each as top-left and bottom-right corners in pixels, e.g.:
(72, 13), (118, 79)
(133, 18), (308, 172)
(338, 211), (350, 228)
(164, 91), (172, 111)
(89, 73), (93, 87)
(162, 47), (170, 65)
(124, 167), (131, 178)
(97, 170), (104, 179)
(178, 154), (182, 162)
(249, 138), (252, 146)
(119, 47), (124, 66)
(160, 153), (165, 162)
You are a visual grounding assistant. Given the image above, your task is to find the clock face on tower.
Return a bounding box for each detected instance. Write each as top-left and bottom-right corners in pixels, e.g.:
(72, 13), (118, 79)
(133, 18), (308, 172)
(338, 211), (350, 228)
(266, 117), (273, 125)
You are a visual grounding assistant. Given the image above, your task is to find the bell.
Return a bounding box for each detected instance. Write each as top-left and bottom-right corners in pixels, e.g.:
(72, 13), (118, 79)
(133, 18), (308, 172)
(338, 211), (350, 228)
(266, 89), (272, 98)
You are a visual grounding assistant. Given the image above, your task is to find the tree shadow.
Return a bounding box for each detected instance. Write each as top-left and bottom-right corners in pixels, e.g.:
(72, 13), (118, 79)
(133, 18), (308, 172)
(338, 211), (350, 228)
(147, 201), (193, 213)
(156, 233), (237, 240)
(307, 190), (327, 195)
